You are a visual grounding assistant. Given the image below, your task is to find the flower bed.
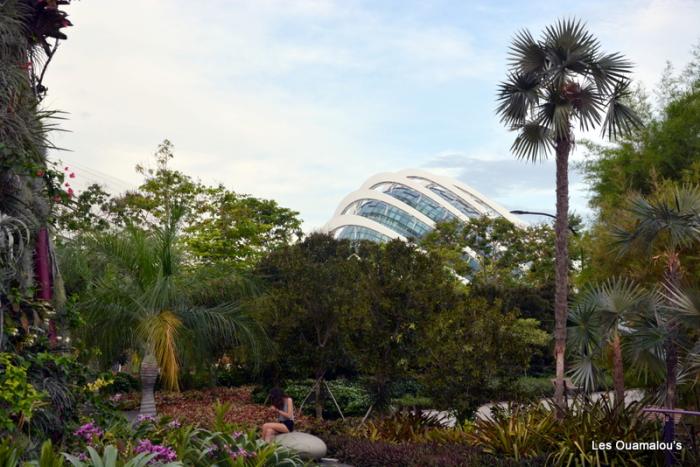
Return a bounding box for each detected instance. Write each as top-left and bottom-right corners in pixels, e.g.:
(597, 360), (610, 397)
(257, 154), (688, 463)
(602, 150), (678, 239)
(118, 386), (311, 430)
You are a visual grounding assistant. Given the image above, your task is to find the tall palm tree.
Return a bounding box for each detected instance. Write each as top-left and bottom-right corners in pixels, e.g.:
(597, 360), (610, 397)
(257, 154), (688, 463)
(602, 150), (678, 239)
(79, 207), (263, 416)
(569, 278), (647, 405)
(497, 19), (642, 409)
(612, 185), (700, 446)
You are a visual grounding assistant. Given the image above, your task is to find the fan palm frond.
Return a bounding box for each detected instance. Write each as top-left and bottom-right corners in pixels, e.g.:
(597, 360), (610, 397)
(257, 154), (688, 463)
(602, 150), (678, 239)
(567, 301), (601, 354)
(589, 52), (633, 92)
(508, 29), (547, 73)
(612, 186), (700, 256)
(664, 286), (700, 329)
(510, 122), (554, 162)
(584, 277), (646, 332)
(568, 352), (602, 392)
(496, 72), (540, 126)
(602, 79), (644, 139)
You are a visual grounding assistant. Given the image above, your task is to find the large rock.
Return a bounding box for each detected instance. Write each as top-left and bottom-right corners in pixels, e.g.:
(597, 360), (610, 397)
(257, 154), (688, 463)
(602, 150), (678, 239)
(275, 432), (327, 460)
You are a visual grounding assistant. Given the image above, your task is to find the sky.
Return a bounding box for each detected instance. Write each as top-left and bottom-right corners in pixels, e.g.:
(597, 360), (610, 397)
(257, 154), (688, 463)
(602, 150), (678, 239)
(46, 0), (700, 231)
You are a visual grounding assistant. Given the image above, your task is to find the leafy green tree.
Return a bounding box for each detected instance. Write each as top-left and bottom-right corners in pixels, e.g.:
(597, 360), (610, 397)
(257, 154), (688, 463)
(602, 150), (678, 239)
(66, 141), (303, 270)
(348, 239), (461, 409)
(253, 233), (363, 418)
(580, 46), (700, 285)
(416, 296), (548, 421)
(75, 207), (262, 415)
(497, 19), (641, 408)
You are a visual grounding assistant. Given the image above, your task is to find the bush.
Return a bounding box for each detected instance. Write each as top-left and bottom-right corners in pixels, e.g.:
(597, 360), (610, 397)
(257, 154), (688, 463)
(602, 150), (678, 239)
(107, 372), (140, 394)
(467, 397), (693, 465)
(512, 376), (554, 401)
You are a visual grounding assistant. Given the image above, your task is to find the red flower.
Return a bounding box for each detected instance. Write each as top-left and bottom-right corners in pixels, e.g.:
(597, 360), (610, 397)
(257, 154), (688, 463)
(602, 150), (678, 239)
(64, 166), (69, 171)
(69, 172), (75, 178)
(64, 182), (70, 187)
(67, 188), (75, 198)
(36, 170), (45, 177)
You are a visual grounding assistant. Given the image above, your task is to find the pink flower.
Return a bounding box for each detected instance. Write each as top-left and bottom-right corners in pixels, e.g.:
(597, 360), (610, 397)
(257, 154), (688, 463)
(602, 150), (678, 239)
(69, 172), (76, 178)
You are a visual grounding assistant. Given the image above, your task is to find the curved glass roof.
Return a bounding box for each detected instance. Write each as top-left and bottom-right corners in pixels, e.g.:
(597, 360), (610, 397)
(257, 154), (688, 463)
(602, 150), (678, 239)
(371, 182), (456, 223)
(342, 199), (431, 239)
(334, 225), (391, 243)
(407, 176), (481, 218)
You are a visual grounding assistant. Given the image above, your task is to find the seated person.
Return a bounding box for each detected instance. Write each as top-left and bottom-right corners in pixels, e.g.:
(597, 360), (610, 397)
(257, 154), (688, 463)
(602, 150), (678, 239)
(261, 387), (294, 442)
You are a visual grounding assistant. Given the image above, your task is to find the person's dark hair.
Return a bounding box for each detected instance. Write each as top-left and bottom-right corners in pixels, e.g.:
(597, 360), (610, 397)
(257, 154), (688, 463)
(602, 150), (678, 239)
(269, 387), (287, 410)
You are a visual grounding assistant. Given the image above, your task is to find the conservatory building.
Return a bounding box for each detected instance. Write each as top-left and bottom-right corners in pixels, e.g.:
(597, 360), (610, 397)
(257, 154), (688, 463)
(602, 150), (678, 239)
(324, 169), (525, 242)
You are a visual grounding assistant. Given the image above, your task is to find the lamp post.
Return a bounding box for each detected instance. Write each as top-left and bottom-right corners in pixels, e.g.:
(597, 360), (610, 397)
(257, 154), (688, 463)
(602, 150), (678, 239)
(510, 210), (578, 236)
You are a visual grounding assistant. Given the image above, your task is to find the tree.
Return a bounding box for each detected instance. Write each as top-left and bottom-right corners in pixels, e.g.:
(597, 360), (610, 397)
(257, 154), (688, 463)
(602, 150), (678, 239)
(254, 233), (363, 418)
(76, 207), (262, 416)
(612, 186), (700, 445)
(348, 239), (461, 409)
(579, 45), (700, 286)
(568, 278), (647, 405)
(496, 19), (642, 409)
(67, 141), (302, 270)
(416, 295), (548, 421)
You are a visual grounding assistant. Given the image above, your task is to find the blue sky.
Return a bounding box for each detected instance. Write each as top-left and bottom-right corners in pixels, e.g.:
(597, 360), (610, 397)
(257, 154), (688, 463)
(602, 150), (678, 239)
(47, 0), (700, 230)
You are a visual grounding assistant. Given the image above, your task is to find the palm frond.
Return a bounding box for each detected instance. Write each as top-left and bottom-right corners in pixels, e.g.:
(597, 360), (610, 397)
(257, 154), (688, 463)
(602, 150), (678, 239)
(589, 52), (634, 92)
(571, 80), (603, 132)
(508, 29), (547, 73)
(664, 286), (700, 329)
(602, 79), (644, 139)
(587, 277), (646, 332)
(496, 72), (540, 126)
(177, 303), (266, 369)
(510, 122), (554, 162)
(141, 310), (182, 391)
(567, 301), (602, 354)
(613, 186), (700, 255)
(568, 352), (602, 392)
(542, 18), (600, 87)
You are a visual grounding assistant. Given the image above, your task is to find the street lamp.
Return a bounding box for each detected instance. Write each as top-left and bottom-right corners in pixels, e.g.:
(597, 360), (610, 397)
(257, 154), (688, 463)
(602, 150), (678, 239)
(510, 210), (578, 236)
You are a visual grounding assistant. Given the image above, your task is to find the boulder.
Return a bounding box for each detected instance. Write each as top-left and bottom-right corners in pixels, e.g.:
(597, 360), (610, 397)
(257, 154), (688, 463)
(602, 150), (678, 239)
(275, 432), (327, 460)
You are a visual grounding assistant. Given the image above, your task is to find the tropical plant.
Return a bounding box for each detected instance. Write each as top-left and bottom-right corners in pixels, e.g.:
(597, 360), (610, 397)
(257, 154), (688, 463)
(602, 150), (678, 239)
(568, 278), (647, 403)
(497, 18), (642, 409)
(63, 445), (180, 467)
(612, 185), (700, 442)
(76, 207), (263, 415)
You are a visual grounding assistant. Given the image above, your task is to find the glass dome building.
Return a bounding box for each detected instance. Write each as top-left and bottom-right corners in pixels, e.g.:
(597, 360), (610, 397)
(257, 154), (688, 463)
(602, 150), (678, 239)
(324, 169), (525, 242)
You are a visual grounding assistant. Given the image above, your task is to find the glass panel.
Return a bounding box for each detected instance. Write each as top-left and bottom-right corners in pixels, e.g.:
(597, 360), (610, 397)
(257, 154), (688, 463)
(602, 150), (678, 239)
(453, 186), (498, 216)
(371, 182), (456, 223)
(334, 225), (391, 243)
(407, 177), (482, 218)
(342, 199), (432, 239)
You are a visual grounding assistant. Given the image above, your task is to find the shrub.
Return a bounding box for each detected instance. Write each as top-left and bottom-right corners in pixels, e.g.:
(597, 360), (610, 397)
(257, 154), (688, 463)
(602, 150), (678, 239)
(468, 397), (692, 466)
(106, 372), (140, 394)
(0, 353), (45, 433)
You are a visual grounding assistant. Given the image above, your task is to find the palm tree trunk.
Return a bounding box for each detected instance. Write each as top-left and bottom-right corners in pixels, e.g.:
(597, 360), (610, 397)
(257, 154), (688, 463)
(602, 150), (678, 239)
(662, 252), (681, 460)
(139, 354), (159, 417)
(553, 136), (571, 416)
(611, 332), (625, 407)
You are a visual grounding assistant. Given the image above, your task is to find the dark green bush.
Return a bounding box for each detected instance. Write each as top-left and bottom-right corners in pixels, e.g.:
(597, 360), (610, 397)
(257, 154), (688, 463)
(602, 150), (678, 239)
(106, 371), (140, 394)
